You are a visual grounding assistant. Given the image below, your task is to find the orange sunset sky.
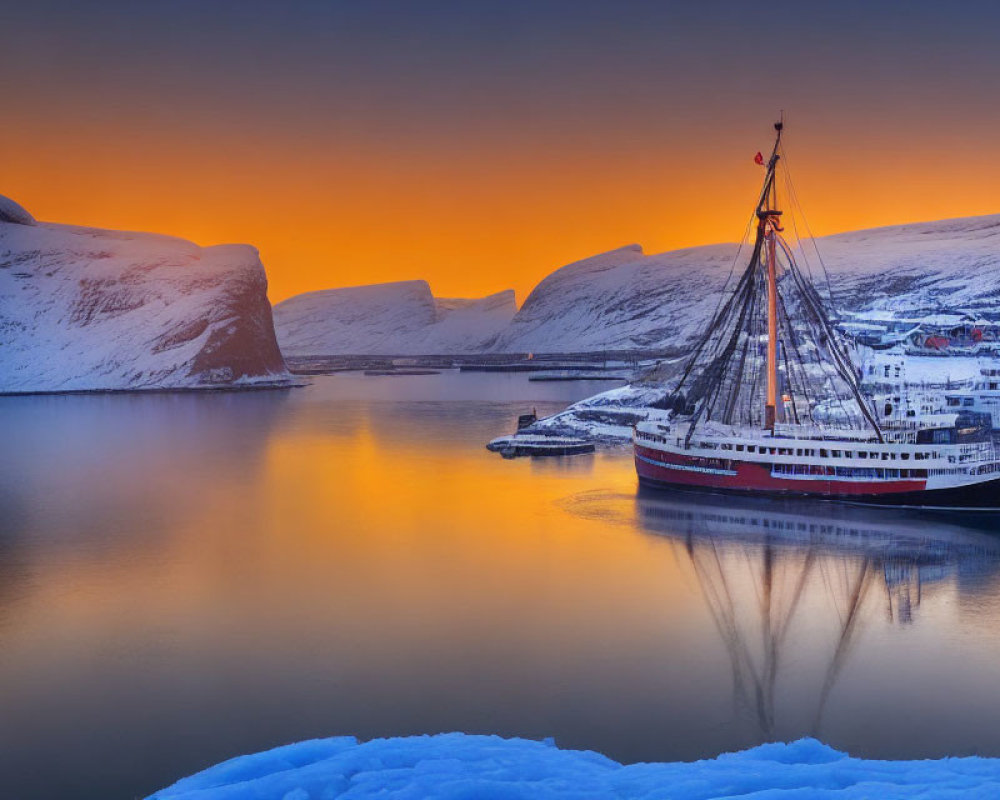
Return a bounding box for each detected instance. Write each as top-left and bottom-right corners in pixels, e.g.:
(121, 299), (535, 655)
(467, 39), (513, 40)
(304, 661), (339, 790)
(3, 1), (999, 305)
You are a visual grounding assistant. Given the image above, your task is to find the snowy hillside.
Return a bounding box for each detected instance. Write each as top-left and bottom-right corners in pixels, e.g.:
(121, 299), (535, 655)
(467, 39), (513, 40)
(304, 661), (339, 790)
(0, 197), (291, 393)
(271, 215), (1000, 359)
(424, 291), (518, 352)
(273, 281), (516, 355)
(505, 217), (1000, 446)
(813, 214), (1000, 314)
(489, 244), (739, 354)
(491, 215), (1000, 354)
(148, 733), (1000, 799)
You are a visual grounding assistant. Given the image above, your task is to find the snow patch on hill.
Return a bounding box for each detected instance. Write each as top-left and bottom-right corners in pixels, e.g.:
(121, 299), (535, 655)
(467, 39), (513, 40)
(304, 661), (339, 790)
(147, 733), (1000, 799)
(0, 219), (291, 393)
(273, 281), (516, 355)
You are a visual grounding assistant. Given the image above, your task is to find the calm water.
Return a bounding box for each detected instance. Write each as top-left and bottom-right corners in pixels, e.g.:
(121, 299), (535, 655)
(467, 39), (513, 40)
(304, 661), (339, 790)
(3, 373), (1000, 799)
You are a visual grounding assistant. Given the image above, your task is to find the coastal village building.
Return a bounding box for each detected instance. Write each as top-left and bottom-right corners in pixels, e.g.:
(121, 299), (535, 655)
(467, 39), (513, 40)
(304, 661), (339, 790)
(837, 309), (1000, 353)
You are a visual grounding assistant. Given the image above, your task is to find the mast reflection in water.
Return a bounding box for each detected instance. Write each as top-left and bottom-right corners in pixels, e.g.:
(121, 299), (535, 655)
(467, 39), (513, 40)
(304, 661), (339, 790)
(634, 488), (1000, 743)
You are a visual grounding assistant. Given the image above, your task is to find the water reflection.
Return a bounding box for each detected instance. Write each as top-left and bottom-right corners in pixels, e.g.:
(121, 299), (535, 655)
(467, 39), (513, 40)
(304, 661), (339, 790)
(635, 490), (1000, 742)
(0, 375), (633, 800)
(6, 375), (1000, 799)
(0, 391), (289, 552)
(529, 453), (597, 476)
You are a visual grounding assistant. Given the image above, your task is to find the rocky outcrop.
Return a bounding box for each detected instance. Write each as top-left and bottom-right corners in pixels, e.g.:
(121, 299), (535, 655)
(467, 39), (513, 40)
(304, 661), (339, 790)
(0, 196), (291, 393)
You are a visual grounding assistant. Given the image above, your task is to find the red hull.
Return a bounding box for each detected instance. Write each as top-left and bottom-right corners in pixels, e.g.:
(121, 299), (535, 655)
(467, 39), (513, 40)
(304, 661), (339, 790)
(634, 443), (926, 498)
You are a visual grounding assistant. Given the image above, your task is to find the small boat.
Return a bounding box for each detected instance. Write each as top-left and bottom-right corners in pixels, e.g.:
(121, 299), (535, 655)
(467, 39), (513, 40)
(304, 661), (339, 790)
(487, 434), (595, 458)
(635, 120), (1000, 510)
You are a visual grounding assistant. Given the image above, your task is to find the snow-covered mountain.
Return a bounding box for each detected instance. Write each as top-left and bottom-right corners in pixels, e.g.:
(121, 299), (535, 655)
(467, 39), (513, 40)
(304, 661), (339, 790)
(807, 215), (1000, 314)
(424, 291), (518, 352)
(273, 281), (516, 355)
(488, 244), (739, 353)
(0, 196), (291, 393)
(490, 214), (1000, 354)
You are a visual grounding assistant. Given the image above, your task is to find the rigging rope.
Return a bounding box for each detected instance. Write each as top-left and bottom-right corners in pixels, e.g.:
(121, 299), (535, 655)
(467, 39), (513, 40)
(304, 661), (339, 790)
(658, 124), (883, 442)
(779, 142), (839, 311)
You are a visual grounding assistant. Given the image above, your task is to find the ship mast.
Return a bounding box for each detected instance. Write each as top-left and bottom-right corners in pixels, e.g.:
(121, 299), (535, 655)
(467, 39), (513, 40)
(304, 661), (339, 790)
(658, 117), (884, 442)
(759, 119), (783, 431)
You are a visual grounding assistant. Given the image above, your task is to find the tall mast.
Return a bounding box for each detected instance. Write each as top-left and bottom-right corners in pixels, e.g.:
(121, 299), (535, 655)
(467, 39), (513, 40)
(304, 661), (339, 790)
(760, 119), (783, 431)
(765, 218), (779, 429)
(659, 116), (884, 441)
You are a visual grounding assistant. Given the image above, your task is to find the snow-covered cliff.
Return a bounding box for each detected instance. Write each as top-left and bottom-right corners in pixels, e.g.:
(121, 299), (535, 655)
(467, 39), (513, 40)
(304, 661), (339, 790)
(0, 197), (291, 393)
(273, 281), (516, 355)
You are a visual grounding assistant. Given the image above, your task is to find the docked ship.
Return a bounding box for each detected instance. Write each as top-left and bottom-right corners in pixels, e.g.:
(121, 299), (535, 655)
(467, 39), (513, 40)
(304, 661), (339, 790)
(853, 350), (1000, 431)
(634, 120), (1000, 509)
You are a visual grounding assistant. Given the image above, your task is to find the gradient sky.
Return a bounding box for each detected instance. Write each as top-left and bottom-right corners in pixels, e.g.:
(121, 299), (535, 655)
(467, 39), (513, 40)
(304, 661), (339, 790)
(3, 0), (1000, 304)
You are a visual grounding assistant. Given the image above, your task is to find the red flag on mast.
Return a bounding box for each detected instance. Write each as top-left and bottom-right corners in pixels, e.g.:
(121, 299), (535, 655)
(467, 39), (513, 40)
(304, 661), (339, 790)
(754, 151), (765, 166)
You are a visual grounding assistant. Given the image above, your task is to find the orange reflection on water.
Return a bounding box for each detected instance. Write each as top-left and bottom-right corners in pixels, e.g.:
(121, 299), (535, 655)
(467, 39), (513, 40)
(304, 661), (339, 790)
(5, 375), (1000, 800)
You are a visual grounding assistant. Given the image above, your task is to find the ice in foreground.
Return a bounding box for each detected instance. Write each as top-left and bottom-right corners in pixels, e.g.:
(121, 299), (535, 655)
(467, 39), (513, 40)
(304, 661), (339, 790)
(148, 733), (1000, 799)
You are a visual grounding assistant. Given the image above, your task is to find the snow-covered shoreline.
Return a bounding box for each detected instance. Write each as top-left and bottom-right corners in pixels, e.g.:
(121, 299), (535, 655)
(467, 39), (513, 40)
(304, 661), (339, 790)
(147, 733), (1000, 799)
(520, 382), (670, 443)
(0, 374), (301, 397)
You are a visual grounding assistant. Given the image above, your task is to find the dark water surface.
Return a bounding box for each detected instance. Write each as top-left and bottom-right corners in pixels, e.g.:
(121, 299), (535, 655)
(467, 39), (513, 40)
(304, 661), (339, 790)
(3, 373), (1000, 799)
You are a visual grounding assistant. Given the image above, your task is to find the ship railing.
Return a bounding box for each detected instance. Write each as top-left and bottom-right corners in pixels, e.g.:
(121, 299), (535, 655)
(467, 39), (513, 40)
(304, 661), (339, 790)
(880, 415), (957, 427)
(879, 430), (919, 444)
(771, 423), (880, 442)
(687, 421), (888, 443)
